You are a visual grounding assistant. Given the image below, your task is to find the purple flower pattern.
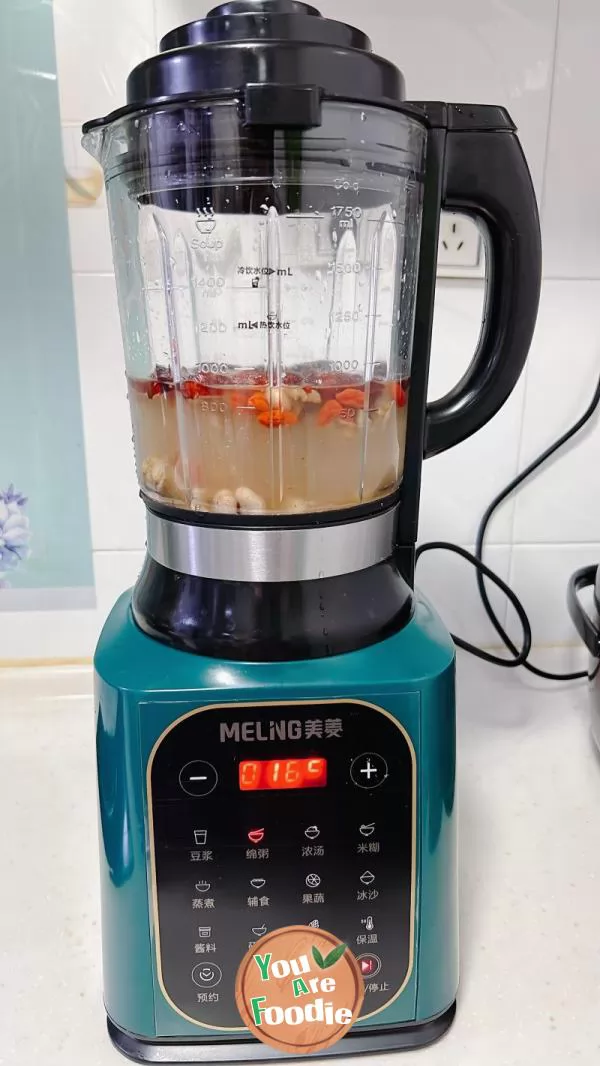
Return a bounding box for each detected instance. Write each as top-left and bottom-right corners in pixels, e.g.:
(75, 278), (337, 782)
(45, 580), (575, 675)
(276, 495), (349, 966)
(0, 485), (32, 588)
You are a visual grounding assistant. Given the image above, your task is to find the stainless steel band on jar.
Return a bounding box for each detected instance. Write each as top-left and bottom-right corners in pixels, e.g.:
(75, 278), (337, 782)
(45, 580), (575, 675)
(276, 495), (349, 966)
(146, 507), (397, 583)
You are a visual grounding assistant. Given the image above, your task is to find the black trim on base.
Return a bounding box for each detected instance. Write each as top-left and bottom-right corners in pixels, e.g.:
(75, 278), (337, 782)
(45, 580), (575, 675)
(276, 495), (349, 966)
(131, 554), (413, 661)
(107, 1003), (456, 1063)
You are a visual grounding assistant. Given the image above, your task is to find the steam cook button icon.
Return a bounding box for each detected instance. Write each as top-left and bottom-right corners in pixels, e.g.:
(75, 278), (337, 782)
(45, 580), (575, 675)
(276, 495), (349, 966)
(191, 963), (223, 988)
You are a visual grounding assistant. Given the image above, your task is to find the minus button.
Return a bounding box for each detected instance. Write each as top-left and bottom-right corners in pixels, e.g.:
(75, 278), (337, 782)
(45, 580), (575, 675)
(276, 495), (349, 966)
(179, 761), (218, 797)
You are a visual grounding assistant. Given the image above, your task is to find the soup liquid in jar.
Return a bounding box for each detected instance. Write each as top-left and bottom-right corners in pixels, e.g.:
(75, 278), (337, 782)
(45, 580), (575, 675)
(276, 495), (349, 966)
(128, 366), (408, 515)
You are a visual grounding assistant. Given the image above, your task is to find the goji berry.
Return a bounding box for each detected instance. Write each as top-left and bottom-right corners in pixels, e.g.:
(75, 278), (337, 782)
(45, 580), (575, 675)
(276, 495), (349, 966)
(335, 387), (365, 408)
(318, 399), (343, 426)
(249, 393), (270, 412)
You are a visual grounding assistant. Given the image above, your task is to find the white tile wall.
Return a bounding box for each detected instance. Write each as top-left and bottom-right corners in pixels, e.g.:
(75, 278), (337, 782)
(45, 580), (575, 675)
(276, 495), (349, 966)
(542, 0), (600, 279)
(53, 0), (155, 123)
(2, 0), (598, 661)
(513, 281), (600, 546)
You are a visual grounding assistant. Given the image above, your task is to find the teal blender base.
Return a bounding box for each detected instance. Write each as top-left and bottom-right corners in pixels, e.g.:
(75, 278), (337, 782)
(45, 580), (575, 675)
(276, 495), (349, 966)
(107, 1002), (456, 1061)
(95, 590), (458, 1060)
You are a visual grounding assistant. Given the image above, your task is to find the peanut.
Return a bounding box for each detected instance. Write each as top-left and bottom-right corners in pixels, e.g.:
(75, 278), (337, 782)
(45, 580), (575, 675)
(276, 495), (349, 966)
(267, 386), (293, 411)
(236, 487), (266, 513)
(190, 488), (209, 512)
(294, 387), (321, 405)
(141, 457), (171, 494)
(212, 489), (237, 513)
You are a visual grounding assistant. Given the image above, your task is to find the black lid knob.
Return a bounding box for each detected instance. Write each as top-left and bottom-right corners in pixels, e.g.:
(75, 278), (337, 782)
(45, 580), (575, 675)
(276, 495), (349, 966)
(83, 1), (405, 133)
(159, 1), (370, 53)
(207, 1), (322, 15)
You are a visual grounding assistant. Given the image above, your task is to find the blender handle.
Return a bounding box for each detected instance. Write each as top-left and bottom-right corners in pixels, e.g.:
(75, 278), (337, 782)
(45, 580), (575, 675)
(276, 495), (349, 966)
(424, 109), (542, 458)
(567, 565), (599, 656)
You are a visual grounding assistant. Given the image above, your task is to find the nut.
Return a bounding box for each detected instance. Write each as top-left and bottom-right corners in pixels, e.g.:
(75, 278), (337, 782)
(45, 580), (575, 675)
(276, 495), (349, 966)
(190, 488), (209, 512)
(267, 386), (293, 411)
(141, 457), (171, 494)
(212, 489), (237, 513)
(376, 400), (393, 423)
(235, 486), (266, 513)
(292, 387), (321, 405)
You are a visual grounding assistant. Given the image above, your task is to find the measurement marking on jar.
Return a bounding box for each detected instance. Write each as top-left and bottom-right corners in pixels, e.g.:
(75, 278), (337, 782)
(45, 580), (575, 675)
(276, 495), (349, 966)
(237, 319), (290, 331)
(195, 208), (216, 233)
(199, 362), (228, 373)
(194, 276), (225, 298)
(327, 262), (363, 275)
(331, 360), (360, 371)
(333, 179), (361, 192)
(198, 322), (228, 334)
(237, 266), (294, 277)
(329, 310), (365, 323)
(331, 206), (363, 220)
(192, 237), (224, 251)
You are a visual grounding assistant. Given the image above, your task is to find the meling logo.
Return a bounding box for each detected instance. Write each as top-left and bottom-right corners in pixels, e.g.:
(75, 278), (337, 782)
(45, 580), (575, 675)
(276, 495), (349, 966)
(219, 719), (344, 742)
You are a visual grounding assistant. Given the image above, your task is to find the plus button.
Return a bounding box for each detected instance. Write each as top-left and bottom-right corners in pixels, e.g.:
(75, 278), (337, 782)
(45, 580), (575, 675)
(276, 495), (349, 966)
(360, 759), (378, 781)
(350, 753), (388, 790)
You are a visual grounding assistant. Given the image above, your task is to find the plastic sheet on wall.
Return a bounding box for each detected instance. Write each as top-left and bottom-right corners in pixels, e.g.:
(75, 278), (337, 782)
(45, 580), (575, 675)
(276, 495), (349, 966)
(0, 0), (94, 611)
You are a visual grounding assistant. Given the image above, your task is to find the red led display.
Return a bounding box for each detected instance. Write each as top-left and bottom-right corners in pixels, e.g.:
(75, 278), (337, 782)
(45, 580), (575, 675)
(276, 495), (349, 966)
(239, 757), (327, 791)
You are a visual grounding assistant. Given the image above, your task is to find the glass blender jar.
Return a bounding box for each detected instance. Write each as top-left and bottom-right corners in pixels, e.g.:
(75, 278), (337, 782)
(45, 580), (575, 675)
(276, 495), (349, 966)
(85, 82), (423, 517)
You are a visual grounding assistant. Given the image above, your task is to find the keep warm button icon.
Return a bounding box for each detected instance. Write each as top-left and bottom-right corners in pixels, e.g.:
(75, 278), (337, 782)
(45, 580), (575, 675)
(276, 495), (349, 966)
(359, 870), (376, 886)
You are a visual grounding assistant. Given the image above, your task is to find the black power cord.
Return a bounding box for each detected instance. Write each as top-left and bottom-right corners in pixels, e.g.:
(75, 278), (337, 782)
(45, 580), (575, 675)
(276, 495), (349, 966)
(416, 367), (600, 681)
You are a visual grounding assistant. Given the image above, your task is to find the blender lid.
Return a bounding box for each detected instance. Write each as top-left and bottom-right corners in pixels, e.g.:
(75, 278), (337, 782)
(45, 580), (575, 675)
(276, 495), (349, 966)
(82, 0), (406, 133)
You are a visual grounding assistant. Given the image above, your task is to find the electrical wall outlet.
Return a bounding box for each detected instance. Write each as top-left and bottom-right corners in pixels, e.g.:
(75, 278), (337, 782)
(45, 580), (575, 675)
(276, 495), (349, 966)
(437, 212), (485, 279)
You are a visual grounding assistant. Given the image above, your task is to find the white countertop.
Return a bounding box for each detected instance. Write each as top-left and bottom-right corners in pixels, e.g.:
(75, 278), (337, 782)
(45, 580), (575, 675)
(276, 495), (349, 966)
(1, 652), (599, 1066)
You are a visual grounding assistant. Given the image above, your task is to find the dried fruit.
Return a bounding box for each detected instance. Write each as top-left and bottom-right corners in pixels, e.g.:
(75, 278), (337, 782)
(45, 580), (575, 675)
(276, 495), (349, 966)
(335, 387), (365, 409)
(228, 390), (252, 408)
(393, 382), (407, 407)
(129, 375), (174, 399)
(318, 399), (343, 426)
(181, 380), (210, 399)
(249, 392), (270, 412)
(257, 409), (298, 428)
(235, 369), (268, 387)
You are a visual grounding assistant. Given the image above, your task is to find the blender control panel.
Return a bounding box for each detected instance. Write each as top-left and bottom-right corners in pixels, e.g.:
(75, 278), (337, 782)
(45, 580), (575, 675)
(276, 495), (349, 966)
(148, 700), (415, 1030)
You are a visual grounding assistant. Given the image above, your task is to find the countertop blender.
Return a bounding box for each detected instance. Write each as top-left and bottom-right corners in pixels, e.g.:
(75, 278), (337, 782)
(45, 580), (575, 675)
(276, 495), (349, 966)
(84, 2), (541, 1059)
